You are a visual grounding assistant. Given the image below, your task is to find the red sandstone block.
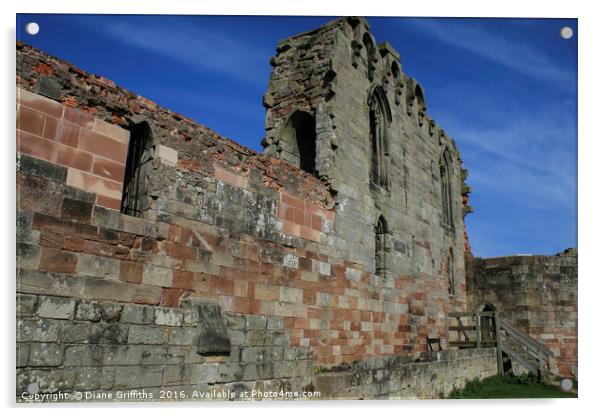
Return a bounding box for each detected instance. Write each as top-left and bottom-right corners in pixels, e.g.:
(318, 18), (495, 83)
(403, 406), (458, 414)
(17, 106), (45, 136)
(66, 169), (123, 200)
(300, 225), (321, 242)
(140, 237), (160, 253)
(211, 276), (235, 295)
(173, 269), (194, 289)
(160, 288), (187, 308)
(17, 131), (57, 162)
(277, 203), (295, 222)
(55, 122), (80, 147)
(83, 240), (115, 258)
(42, 116), (59, 141)
(180, 228), (194, 246)
(168, 225), (182, 242)
(282, 221), (301, 237)
(78, 128), (128, 163)
(92, 157), (126, 182)
(311, 214), (323, 231)
(214, 166), (248, 188)
(96, 195), (121, 211)
(303, 289), (317, 305)
(39, 247), (77, 273)
(93, 118), (130, 145)
(119, 261), (142, 283)
(293, 208), (305, 226)
(64, 106), (94, 129)
(63, 236), (86, 252)
(40, 229), (64, 248)
(281, 193), (305, 210)
(17, 88), (64, 118)
(165, 241), (197, 261)
(57, 144), (93, 171)
(233, 297), (251, 313)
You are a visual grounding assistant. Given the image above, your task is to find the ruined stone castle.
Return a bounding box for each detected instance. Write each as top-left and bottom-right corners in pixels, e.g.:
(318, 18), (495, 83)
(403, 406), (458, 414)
(16, 17), (576, 400)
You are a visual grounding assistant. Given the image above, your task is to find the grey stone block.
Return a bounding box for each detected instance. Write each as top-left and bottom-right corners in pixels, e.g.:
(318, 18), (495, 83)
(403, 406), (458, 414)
(17, 319), (59, 342)
(128, 325), (169, 345)
(36, 296), (75, 319)
(154, 308), (184, 327)
(75, 300), (102, 322)
(17, 294), (37, 317)
(101, 303), (123, 322)
(121, 304), (154, 325)
(29, 343), (64, 367)
(64, 345), (103, 367)
(114, 366), (164, 389)
(60, 321), (90, 343)
(17, 343), (30, 367)
(195, 301), (231, 355)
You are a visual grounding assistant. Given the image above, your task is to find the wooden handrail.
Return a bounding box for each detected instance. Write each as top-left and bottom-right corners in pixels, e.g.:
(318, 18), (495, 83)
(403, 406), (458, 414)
(445, 309), (553, 379)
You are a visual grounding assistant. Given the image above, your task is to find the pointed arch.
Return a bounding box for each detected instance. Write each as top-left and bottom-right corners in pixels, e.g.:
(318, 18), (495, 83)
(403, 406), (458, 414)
(362, 32), (377, 80)
(368, 86), (391, 189)
(121, 121), (154, 217)
(415, 84), (426, 126)
(439, 148), (454, 227)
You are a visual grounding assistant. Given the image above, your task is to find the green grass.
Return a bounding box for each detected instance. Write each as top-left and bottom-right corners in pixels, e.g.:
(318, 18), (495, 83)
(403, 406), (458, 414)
(448, 374), (577, 399)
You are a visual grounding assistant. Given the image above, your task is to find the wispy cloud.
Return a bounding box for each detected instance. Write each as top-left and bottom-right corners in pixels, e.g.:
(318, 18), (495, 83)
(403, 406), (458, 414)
(99, 16), (270, 84)
(410, 19), (574, 86)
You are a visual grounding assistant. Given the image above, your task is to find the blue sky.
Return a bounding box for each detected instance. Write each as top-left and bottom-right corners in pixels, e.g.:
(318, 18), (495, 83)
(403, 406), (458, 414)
(16, 14), (577, 258)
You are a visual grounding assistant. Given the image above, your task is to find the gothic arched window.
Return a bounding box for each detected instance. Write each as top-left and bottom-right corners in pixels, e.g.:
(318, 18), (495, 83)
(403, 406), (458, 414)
(368, 89), (390, 189)
(280, 111), (317, 176)
(439, 150), (453, 227)
(121, 122), (153, 217)
(375, 215), (387, 277)
(447, 249), (455, 296)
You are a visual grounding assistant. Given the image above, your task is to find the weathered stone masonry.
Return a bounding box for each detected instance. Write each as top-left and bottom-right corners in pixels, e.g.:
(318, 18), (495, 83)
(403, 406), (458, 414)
(466, 250), (578, 380)
(16, 17), (499, 401)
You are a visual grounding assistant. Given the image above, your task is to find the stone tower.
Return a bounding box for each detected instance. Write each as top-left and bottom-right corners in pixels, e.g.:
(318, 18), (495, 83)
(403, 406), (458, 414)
(263, 17), (472, 287)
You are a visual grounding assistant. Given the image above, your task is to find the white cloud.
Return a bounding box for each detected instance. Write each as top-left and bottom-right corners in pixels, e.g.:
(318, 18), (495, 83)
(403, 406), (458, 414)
(410, 19), (574, 87)
(102, 17), (270, 84)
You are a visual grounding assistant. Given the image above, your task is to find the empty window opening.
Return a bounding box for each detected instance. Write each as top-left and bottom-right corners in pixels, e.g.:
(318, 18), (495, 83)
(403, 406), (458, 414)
(121, 122), (153, 217)
(369, 89), (390, 189)
(447, 249), (455, 296)
(375, 215), (388, 277)
(439, 150), (453, 227)
(281, 111), (317, 176)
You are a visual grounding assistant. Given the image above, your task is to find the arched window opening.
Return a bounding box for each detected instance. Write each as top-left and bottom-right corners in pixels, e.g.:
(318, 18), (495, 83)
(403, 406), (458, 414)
(439, 150), (454, 227)
(281, 111), (317, 176)
(391, 61), (403, 105)
(375, 215), (388, 277)
(362, 33), (377, 80)
(368, 89), (390, 189)
(447, 249), (455, 296)
(121, 122), (154, 217)
(415, 85), (426, 126)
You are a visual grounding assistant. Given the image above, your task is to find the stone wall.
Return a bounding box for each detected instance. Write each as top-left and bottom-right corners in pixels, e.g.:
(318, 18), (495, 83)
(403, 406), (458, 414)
(466, 251), (578, 379)
(16, 17), (487, 401)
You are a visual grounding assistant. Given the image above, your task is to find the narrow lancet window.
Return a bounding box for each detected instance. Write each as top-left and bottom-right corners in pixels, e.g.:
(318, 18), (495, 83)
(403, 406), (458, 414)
(369, 89), (390, 189)
(439, 150), (453, 227)
(375, 215), (387, 277)
(121, 122), (153, 217)
(447, 249), (455, 295)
